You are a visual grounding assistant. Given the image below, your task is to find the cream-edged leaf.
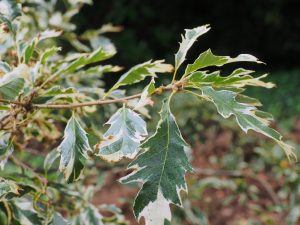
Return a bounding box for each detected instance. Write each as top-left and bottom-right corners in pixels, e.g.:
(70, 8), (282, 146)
(121, 100), (192, 225)
(199, 86), (296, 161)
(58, 46), (116, 75)
(0, 178), (20, 201)
(0, 63), (31, 100)
(40, 47), (62, 64)
(108, 60), (172, 95)
(134, 78), (156, 109)
(187, 68), (274, 89)
(97, 107), (147, 162)
(11, 199), (43, 225)
(184, 49), (263, 75)
(57, 115), (92, 183)
(175, 25), (210, 71)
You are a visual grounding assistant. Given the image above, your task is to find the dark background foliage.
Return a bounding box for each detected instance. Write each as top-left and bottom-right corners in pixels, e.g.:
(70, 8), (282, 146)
(73, 0), (300, 118)
(76, 0), (300, 70)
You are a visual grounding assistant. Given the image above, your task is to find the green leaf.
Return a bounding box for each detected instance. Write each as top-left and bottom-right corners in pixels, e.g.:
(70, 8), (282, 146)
(24, 39), (38, 64)
(184, 49), (263, 75)
(175, 25), (210, 71)
(97, 107), (147, 162)
(107, 60), (172, 95)
(0, 132), (14, 170)
(57, 115), (92, 183)
(0, 77), (25, 100)
(199, 86), (296, 161)
(58, 46), (116, 75)
(187, 68), (274, 89)
(51, 212), (70, 225)
(0, 178), (20, 201)
(121, 99), (193, 225)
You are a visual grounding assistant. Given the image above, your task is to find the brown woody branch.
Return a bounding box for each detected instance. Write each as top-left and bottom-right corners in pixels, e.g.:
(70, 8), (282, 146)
(32, 93), (142, 109)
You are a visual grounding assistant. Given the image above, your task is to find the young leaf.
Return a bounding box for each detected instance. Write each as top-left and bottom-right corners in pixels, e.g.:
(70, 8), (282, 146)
(57, 115), (92, 183)
(0, 132), (14, 170)
(58, 46), (116, 75)
(184, 49), (263, 75)
(97, 107), (147, 162)
(134, 78), (156, 109)
(40, 47), (62, 64)
(121, 99), (193, 225)
(175, 25), (210, 71)
(199, 86), (296, 161)
(24, 30), (62, 64)
(107, 60), (172, 95)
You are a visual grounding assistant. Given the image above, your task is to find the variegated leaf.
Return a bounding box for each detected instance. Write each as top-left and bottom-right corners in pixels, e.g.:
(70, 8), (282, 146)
(199, 86), (296, 161)
(58, 46), (116, 75)
(107, 60), (172, 95)
(187, 68), (274, 89)
(134, 78), (156, 109)
(24, 30), (62, 64)
(184, 48), (263, 75)
(175, 25), (210, 71)
(0, 178), (20, 201)
(58, 115), (92, 183)
(121, 99), (192, 225)
(11, 199), (43, 225)
(97, 107), (147, 162)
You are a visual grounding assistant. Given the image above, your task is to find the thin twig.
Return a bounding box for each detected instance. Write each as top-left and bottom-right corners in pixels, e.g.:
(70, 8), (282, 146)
(0, 98), (26, 106)
(33, 93), (142, 109)
(32, 85), (174, 109)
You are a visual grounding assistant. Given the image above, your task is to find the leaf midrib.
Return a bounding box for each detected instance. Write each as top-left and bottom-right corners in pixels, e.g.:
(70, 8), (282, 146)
(157, 113), (170, 190)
